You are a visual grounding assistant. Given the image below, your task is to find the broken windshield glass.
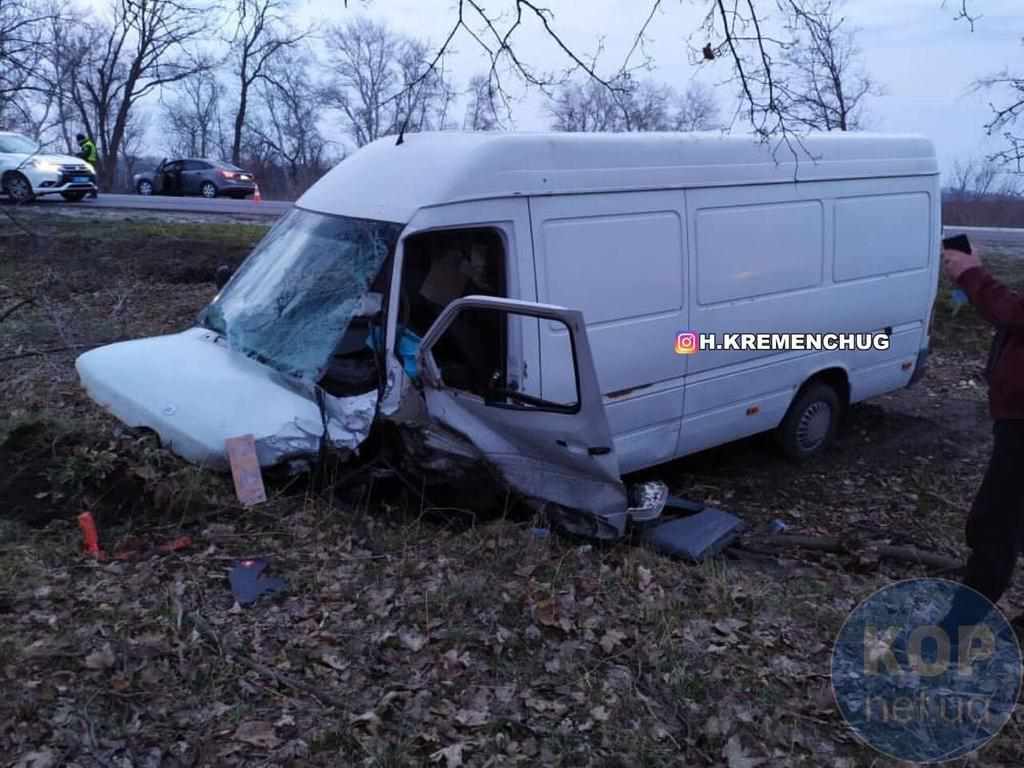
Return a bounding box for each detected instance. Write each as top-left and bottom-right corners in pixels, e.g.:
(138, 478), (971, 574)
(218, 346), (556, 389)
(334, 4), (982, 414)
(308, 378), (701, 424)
(199, 208), (403, 381)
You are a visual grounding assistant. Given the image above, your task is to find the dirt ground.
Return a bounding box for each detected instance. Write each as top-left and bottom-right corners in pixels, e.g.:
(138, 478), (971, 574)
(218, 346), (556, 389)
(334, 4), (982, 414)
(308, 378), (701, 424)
(2, 211), (1024, 767)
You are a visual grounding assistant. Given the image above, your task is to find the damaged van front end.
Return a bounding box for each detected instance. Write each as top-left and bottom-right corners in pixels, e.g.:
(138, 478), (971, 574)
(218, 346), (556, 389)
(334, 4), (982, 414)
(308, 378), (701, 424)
(76, 135), (670, 541)
(76, 207), (402, 470)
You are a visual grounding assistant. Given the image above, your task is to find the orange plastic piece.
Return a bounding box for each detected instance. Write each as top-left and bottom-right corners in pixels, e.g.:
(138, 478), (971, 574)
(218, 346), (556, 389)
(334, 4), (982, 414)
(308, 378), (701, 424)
(77, 512), (105, 559)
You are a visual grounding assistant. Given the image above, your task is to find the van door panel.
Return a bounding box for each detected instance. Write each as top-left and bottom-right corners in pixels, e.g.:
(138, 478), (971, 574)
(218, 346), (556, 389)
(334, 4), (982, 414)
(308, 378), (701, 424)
(417, 296), (629, 529)
(529, 193), (687, 473)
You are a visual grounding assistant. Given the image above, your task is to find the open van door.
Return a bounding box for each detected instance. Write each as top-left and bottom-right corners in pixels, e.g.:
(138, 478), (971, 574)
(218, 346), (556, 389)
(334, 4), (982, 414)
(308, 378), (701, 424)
(417, 296), (645, 538)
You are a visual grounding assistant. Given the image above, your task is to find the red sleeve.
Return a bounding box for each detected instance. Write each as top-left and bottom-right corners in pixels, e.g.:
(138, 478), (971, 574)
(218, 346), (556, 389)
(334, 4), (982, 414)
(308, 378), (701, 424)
(956, 266), (1024, 330)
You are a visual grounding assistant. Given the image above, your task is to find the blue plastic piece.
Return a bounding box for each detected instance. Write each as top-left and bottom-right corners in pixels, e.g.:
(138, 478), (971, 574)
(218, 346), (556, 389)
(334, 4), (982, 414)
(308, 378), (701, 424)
(368, 325), (422, 381)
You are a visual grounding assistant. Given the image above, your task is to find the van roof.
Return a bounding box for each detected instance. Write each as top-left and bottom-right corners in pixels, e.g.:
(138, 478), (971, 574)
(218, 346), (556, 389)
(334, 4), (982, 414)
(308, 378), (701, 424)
(297, 131), (939, 223)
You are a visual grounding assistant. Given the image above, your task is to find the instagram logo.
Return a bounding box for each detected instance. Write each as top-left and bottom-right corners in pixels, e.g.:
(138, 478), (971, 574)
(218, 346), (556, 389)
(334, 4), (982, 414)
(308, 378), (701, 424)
(674, 332), (698, 355)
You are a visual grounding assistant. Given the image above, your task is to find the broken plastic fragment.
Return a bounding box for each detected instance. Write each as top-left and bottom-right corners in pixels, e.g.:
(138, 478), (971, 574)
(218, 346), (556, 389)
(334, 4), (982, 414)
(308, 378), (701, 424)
(226, 434), (268, 506)
(640, 508), (745, 561)
(229, 558), (287, 605)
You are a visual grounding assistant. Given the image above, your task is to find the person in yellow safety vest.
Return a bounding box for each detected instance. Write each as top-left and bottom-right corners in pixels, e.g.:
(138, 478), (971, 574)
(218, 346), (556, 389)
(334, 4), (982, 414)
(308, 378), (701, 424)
(76, 133), (99, 198)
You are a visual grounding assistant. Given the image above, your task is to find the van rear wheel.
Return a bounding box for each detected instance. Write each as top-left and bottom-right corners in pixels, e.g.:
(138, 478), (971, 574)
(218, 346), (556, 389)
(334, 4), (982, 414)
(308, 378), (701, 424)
(775, 382), (841, 461)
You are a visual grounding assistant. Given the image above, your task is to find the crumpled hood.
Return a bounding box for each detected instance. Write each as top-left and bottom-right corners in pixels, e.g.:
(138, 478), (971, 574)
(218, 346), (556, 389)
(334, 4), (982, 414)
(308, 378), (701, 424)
(75, 328), (377, 470)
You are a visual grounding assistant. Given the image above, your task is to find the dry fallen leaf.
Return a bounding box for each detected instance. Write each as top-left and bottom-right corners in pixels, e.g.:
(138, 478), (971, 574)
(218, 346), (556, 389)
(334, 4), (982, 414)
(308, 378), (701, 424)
(723, 734), (765, 768)
(534, 598), (559, 628)
(14, 750), (57, 768)
(233, 720), (281, 750)
(430, 742), (465, 767)
(84, 643), (116, 670)
(637, 565), (653, 591)
(600, 629), (627, 655)
(454, 707), (490, 727)
(399, 627), (428, 652)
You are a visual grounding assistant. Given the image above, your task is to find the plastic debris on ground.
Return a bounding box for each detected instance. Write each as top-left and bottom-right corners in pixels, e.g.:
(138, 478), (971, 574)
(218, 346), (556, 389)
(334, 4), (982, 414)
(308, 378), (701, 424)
(77, 510), (192, 561)
(639, 496), (745, 561)
(226, 433), (268, 506)
(229, 558), (287, 606)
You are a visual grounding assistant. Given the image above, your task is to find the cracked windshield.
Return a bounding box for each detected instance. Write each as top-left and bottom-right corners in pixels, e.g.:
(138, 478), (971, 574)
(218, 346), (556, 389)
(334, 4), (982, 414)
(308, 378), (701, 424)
(200, 208), (403, 381)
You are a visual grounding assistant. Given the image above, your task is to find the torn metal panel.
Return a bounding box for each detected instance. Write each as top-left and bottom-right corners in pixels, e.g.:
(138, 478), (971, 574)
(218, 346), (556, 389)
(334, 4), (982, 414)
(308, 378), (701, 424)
(75, 328), (377, 469)
(416, 296), (631, 533)
(198, 208), (402, 382)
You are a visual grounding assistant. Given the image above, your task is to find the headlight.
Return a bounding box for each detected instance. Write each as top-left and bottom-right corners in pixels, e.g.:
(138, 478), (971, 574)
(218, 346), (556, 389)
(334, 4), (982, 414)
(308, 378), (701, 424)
(30, 159), (61, 173)
(83, 162), (95, 174)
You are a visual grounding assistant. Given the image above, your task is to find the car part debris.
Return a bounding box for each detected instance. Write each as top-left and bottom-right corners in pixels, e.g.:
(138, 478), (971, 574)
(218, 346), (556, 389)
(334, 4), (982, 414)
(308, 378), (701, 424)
(78, 512), (103, 559)
(226, 434), (267, 506)
(229, 559), (287, 605)
(640, 507), (745, 561)
(77, 511), (192, 561)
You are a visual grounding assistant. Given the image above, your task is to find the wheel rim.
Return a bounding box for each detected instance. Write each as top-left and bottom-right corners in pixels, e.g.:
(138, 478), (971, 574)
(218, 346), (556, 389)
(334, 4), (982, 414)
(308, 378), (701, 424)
(139, 181), (152, 195)
(202, 184), (215, 198)
(796, 400), (832, 453)
(8, 177), (31, 201)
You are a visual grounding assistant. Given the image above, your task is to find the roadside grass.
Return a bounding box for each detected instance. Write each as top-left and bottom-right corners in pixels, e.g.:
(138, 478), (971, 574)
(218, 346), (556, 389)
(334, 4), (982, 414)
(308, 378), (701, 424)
(4, 218), (1024, 764)
(0, 210), (269, 245)
(59, 218), (270, 244)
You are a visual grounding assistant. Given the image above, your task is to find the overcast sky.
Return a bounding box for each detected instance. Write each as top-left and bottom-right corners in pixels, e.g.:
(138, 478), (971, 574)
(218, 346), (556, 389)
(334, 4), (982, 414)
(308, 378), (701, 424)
(87, 0), (1024, 178)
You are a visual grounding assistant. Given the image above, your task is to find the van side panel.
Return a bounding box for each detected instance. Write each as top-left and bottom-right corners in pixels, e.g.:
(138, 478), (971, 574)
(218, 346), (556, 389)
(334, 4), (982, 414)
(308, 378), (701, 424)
(678, 176), (937, 458)
(529, 192), (686, 473)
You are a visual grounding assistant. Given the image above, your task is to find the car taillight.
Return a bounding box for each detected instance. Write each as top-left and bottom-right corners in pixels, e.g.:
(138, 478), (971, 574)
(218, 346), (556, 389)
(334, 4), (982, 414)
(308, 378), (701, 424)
(220, 170), (236, 179)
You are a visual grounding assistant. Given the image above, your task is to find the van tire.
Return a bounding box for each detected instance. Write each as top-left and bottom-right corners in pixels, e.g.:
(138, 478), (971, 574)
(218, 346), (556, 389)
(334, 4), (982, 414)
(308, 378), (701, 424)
(775, 382), (841, 461)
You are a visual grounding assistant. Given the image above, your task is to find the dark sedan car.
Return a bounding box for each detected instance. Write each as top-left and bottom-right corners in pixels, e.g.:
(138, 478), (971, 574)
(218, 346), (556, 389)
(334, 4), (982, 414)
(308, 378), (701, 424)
(134, 158), (257, 199)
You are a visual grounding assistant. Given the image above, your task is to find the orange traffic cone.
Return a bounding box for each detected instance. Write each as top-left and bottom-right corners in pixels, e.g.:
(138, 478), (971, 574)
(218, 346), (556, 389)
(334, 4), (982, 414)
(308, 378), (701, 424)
(253, 184), (262, 203)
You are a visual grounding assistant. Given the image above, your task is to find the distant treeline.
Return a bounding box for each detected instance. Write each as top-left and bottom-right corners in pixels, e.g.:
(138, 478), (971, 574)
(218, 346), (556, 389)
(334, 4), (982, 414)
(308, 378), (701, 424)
(943, 193), (1024, 229)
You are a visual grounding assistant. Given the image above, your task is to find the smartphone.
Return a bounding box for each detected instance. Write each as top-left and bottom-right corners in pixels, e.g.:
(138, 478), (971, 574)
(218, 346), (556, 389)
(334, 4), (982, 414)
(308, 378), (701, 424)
(942, 234), (972, 254)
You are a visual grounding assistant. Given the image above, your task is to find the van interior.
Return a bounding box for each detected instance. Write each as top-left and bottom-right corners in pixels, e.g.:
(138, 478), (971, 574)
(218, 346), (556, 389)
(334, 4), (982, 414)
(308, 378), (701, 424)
(318, 227), (506, 399)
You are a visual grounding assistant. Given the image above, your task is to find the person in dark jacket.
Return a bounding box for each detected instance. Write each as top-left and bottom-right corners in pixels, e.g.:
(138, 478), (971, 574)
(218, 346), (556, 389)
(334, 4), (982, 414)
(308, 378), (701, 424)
(940, 243), (1024, 634)
(76, 133), (98, 198)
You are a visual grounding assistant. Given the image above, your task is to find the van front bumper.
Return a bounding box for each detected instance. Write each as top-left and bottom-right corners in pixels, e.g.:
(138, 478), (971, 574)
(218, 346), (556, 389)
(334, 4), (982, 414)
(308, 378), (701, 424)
(907, 346), (929, 386)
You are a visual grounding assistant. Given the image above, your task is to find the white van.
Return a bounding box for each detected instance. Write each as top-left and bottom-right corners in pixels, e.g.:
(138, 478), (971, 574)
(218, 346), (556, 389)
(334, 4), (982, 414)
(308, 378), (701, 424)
(76, 131), (940, 538)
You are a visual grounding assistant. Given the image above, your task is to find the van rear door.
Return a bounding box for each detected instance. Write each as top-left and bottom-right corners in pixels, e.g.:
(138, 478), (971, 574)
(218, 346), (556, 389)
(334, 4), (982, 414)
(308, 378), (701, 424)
(416, 295), (631, 538)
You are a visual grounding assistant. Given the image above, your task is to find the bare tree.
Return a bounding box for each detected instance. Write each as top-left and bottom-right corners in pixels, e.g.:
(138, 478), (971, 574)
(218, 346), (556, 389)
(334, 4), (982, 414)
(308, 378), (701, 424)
(950, 158), (977, 199)
(950, 157), (1002, 199)
(118, 110), (148, 189)
(548, 76), (632, 132)
(251, 49), (331, 196)
(0, 0), (55, 130)
(323, 17), (455, 147)
(463, 74), (503, 130)
(672, 83), (721, 131)
(779, 0), (877, 131)
(549, 75), (719, 133)
(162, 69), (225, 158)
(29, 1), (91, 151)
(227, 0), (310, 165)
(68, 0), (212, 190)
